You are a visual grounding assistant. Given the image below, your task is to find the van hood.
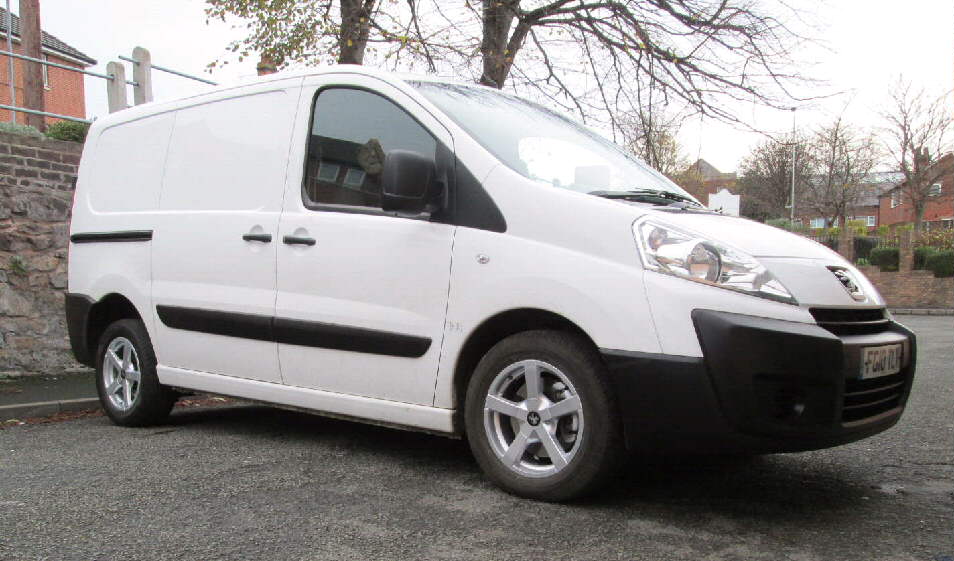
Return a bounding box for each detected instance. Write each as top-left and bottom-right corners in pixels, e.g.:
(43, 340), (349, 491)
(638, 208), (843, 260)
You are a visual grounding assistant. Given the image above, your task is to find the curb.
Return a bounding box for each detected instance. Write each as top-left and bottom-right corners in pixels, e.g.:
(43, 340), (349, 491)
(0, 398), (100, 421)
(890, 309), (954, 316)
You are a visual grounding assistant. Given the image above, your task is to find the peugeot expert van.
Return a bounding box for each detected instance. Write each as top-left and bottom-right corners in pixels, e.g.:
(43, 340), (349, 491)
(66, 67), (916, 500)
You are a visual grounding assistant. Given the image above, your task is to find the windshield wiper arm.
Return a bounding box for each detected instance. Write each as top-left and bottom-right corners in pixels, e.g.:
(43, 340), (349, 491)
(588, 189), (702, 207)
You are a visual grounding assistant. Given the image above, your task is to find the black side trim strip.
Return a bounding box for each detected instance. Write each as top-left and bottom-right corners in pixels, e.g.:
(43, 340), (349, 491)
(70, 230), (153, 243)
(156, 305), (273, 342)
(155, 305), (431, 358)
(273, 317), (430, 358)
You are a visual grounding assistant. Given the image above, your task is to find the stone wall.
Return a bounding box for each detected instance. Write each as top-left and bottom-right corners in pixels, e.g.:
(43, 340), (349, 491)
(0, 131), (83, 376)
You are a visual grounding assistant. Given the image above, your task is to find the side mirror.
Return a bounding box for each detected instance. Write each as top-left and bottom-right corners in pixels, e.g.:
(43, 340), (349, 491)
(381, 149), (436, 214)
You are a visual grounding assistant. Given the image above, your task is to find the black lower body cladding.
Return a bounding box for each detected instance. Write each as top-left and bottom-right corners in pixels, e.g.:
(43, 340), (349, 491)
(601, 310), (916, 454)
(64, 293), (95, 366)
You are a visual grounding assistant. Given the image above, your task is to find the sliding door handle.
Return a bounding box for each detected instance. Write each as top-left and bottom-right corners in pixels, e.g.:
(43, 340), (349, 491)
(283, 235), (316, 246)
(242, 233), (272, 243)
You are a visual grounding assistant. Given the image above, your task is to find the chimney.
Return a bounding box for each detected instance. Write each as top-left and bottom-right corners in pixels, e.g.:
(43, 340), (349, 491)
(257, 54), (278, 76)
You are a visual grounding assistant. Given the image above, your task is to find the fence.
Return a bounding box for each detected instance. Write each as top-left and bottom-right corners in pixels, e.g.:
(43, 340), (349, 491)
(0, 45), (217, 124)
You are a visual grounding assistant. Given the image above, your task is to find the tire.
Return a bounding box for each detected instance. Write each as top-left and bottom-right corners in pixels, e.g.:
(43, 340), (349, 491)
(95, 318), (176, 426)
(464, 330), (623, 501)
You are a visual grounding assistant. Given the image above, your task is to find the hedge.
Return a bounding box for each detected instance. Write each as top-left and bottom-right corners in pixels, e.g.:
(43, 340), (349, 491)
(925, 250), (954, 278)
(45, 120), (89, 143)
(869, 247), (899, 272)
(853, 236), (879, 261)
(913, 246), (938, 270)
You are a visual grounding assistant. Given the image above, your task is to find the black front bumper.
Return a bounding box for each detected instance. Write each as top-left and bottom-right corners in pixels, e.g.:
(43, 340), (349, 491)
(602, 310), (916, 454)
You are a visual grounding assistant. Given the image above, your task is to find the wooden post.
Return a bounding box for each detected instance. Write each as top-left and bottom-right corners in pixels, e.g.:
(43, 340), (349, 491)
(19, 0), (45, 131)
(106, 61), (127, 113)
(131, 46), (152, 105)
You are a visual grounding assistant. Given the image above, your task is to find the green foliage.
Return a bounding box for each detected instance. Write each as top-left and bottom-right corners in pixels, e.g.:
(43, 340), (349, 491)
(876, 225), (891, 238)
(766, 218), (799, 231)
(853, 236), (879, 261)
(845, 220), (868, 236)
(8, 256), (27, 276)
(913, 246), (938, 270)
(897, 223), (914, 233)
(925, 250), (954, 278)
(869, 247), (899, 272)
(44, 120), (89, 143)
(825, 226), (841, 237)
(915, 229), (954, 251)
(0, 121), (43, 138)
(855, 257), (870, 267)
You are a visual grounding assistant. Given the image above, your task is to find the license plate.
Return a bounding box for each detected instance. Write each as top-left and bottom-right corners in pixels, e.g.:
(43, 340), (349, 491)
(861, 344), (903, 379)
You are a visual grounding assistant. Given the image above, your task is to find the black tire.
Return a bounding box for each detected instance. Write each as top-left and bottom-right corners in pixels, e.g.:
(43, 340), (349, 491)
(95, 318), (176, 426)
(464, 330), (623, 501)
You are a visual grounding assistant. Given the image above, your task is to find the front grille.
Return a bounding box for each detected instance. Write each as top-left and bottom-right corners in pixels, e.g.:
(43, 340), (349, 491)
(809, 307), (890, 335)
(842, 372), (905, 424)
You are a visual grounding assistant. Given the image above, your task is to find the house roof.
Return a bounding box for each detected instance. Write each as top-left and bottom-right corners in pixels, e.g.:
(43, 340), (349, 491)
(687, 158), (736, 181)
(0, 8), (96, 66)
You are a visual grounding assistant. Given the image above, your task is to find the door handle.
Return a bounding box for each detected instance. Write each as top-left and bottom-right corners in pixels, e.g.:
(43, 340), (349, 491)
(242, 233), (272, 243)
(283, 235), (316, 246)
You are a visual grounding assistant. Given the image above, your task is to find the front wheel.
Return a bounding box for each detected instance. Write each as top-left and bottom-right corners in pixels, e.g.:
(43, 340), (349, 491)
(95, 319), (175, 426)
(464, 330), (623, 501)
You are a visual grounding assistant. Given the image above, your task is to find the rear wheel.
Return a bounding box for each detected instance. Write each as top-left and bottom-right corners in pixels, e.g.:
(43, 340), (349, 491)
(464, 330), (623, 501)
(95, 319), (175, 426)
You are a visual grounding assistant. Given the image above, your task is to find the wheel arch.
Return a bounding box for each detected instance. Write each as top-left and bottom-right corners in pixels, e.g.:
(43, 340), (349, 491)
(82, 293), (145, 366)
(451, 308), (598, 422)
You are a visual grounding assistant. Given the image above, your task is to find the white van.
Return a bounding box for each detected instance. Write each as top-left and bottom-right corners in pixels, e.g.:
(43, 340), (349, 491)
(66, 66), (916, 500)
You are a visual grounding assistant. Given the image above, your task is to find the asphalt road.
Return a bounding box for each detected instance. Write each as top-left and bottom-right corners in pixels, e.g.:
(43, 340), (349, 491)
(1, 316), (951, 561)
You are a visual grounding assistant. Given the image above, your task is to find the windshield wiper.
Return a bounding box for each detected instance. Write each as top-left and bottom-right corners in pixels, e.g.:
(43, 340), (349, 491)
(588, 189), (702, 207)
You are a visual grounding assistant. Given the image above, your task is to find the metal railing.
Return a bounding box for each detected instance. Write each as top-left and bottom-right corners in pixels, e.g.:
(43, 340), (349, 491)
(0, 45), (218, 123)
(119, 54), (217, 86)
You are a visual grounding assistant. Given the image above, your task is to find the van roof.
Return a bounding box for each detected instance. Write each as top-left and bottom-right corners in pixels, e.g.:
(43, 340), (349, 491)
(91, 65), (477, 129)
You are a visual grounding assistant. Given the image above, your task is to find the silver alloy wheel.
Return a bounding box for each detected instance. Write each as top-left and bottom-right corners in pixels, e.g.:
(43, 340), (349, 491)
(483, 359), (584, 478)
(102, 337), (142, 412)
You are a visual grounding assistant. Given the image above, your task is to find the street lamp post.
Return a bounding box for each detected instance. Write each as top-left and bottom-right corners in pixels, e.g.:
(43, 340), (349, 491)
(789, 106), (797, 223)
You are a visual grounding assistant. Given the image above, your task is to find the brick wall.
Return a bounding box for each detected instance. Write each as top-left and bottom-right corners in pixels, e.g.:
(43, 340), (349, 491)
(0, 131), (82, 375)
(857, 266), (954, 309)
(0, 46), (88, 123)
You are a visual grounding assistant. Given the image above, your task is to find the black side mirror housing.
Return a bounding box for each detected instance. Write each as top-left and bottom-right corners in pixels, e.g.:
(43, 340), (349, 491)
(381, 149), (436, 214)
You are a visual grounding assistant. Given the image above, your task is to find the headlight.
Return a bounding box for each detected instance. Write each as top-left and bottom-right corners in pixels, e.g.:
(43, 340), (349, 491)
(634, 218), (797, 305)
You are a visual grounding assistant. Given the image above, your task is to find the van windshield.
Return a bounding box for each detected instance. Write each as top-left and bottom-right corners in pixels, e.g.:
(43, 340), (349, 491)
(410, 81), (698, 204)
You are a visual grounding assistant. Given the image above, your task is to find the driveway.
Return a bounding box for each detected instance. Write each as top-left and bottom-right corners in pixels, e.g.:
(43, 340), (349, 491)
(0, 315), (951, 561)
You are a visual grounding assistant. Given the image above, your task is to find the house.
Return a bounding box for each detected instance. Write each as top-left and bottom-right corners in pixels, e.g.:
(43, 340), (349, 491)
(0, 7), (96, 124)
(678, 158), (737, 202)
(878, 152), (954, 230)
(795, 171), (903, 231)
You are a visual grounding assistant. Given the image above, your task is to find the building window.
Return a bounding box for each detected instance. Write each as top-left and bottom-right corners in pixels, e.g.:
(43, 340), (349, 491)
(866, 215), (876, 227)
(810, 217), (825, 229)
(890, 190), (900, 208)
(928, 183), (942, 197)
(42, 54), (49, 88)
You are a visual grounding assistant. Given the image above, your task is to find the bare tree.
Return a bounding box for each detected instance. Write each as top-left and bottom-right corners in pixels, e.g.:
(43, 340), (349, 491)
(803, 116), (880, 228)
(418, 0), (815, 133)
(879, 79), (953, 231)
(619, 113), (688, 178)
(737, 135), (812, 222)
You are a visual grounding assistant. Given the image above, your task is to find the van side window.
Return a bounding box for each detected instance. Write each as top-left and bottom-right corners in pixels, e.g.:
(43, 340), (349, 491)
(304, 88), (437, 209)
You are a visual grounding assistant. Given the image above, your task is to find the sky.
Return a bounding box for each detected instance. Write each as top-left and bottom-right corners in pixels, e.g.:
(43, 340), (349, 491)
(15, 0), (954, 173)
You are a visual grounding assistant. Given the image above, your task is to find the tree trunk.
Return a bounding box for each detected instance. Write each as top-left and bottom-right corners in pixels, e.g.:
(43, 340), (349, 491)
(479, 0), (525, 89)
(338, 0), (374, 65)
(20, 0), (45, 131)
(913, 200), (925, 233)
